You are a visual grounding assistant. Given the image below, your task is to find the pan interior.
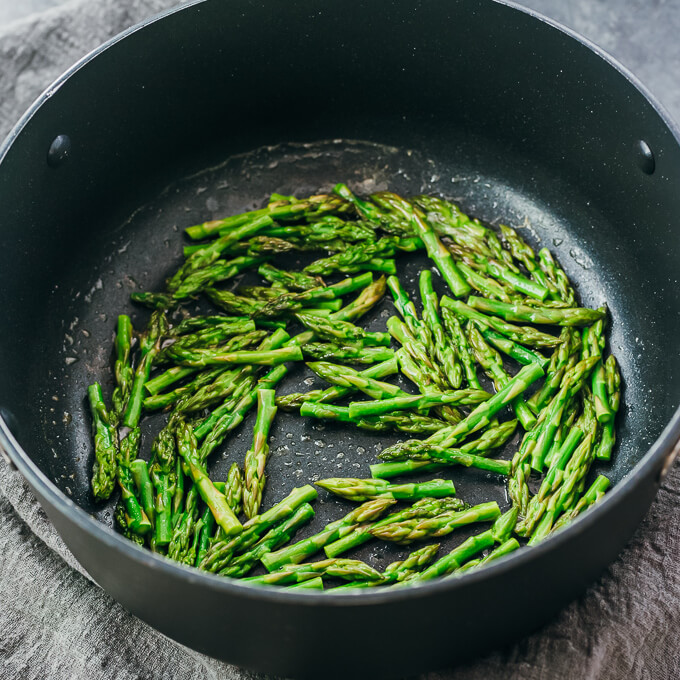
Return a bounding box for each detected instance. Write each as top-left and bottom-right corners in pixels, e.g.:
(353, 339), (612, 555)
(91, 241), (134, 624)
(16, 137), (660, 572)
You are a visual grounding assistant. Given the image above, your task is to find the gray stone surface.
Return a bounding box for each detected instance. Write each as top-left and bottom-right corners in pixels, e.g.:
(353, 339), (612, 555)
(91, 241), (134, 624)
(0, 1), (679, 679)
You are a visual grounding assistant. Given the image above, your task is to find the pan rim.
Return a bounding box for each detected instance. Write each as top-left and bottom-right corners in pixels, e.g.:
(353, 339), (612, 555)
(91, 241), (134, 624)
(1, 0), (679, 607)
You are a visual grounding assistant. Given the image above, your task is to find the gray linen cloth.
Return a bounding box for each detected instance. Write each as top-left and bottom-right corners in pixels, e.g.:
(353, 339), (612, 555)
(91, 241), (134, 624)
(1, 1), (679, 678)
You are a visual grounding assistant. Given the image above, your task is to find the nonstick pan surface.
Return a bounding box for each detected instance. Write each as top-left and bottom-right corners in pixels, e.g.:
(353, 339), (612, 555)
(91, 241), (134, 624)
(1, 0), (679, 676)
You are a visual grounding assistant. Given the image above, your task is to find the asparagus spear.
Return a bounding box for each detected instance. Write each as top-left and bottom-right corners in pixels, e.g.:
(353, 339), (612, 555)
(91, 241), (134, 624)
(299, 401), (445, 434)
(116, 428), (152, 536)
(295, 313), (391, 346)
(185, 194), (350, 239)
(306, 361), (407, 400)
(347, 389), (491, 419)
(288, 577), (324, 590)
(258, 262), (323, 291)
(276, 357), (398, 411)
(200, 485), (318, 573)
(244, 559), (383, 585)
(243, 389), (278, 519)
(405, 530), (496, 582)
(88, 383), (118, 500)
(324, 497), (466, 558)
(441, 296), (560, 348)
(123, 310), (168, 428)
(144, 365), (200, 397)
(149, 425), (177, 546)
(383, 544), (441, 582)
(440, 307), (482, 389)
(225, 462), (244, 516)
(467, 296), (607, 327)
(551, 475), (610, 532)
(164, 345), (302, 368)
(419, 270), (463, 388)
(330, 275), (386, 323)
(370, 419), (517, 478)
(254, 272), (373, 318)
(388, 317), (446, 389)
(595, 355), (621, 460)
(455, 537), (521, 574)
(478, 325), (548, 368)
(219, 503), (315, 577)
(303, 237), (401, 276)
(466, 322), (537, 430)
(370, 502), (501, 544)
(175, 420), (242, 537)
(168, 215), (273, 292)
(316, 478), (456, 502)
(538, 247), (575, 305)
(173, 256), (265, 299)
(372, 192), (470, 297)
(378, 362), (544, 461)
(301, 343), (394, 364)
(261, 498), (395, 571)
(111, 315), (134, 423)
(130, 459), (156, 532)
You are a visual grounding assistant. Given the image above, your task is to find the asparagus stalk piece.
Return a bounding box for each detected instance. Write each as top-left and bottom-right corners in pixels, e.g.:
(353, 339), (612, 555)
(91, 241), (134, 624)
(551, 475), (611, 532)
(116, 429), (152, 536)
(243, 389), (278, 519)
(478, 325), (548, 368)
(301, 343), (394, 365)
(130, 459), (155, 531)
(225, 462), (244, 516)
(441, 296), (560, 348)
(258, 262), (323, 291)
(316, 478), (456, 502)
(288, 576), (325, 590)
(538, 248), (575, 305)
(199, 485), (318, 573)
(370, 419), (517, 478)
(595, 355), (621, 460)
(331, 275), (387, 323)
(169, 215), (273, 292)
(348, 389), (491, 419)
(374, 192), (470, 297)
(88, 383), (118, 500)
(407, 530), (496, 581)
(185, 194), (350, 240)
(219, 503), (315, 577)
(324, 497), (466, 558)
(173, 256), (265, 299)
(299, 401), (445, 434)
(383, 544), (441, 582)
(175, 420), (242, 537)
(466, 322), (537, 430)
(244, 559), (383, 585)
(144, 366), (199, 396)
(276, 357), (398, 411)
(261, 498), (395, 571)
(467, 296), (607, 327)
(306, 361), (407, 400)
(455, 538), (521, 573)
(254, 272), (373, 318)
(370, 502), (500, 544)
(378, 362), (544, 461)
(295, 313), (391, 346)
(163, 345), (302, 368)
(440, 307), (482, 389)
(419, 270), (463, 388)
(111, 315), (134, 423)
(123, 310), (168, 428)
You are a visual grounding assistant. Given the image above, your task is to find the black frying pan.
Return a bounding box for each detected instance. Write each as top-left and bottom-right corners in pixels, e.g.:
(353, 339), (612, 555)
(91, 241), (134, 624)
(0, 1), (679, 677)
